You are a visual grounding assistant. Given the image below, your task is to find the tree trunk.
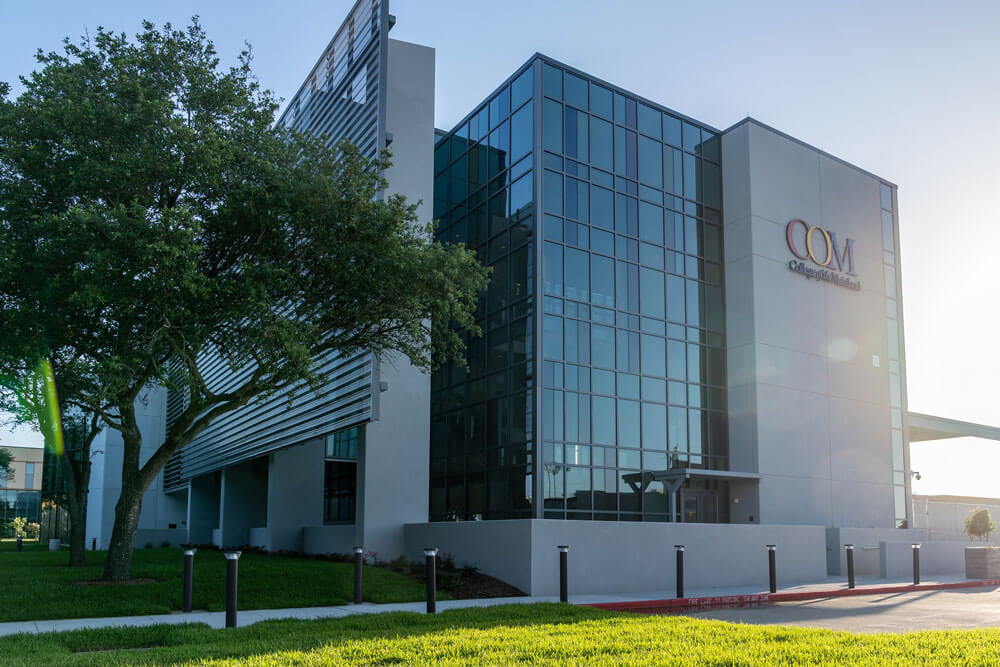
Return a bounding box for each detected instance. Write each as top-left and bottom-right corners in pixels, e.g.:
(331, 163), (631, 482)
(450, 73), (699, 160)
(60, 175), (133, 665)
(62, 453), (90, 567)
(102, 480), (146, 581)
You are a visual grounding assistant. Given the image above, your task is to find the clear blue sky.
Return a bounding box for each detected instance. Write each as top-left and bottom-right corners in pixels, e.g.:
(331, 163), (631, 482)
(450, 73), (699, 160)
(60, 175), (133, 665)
(2, 0), (998, 496)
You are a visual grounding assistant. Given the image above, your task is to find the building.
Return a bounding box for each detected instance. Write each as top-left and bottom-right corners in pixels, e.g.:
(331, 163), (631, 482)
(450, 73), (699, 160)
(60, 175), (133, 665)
(0, 445), (43, 524)
(85, 0), (1000, 594)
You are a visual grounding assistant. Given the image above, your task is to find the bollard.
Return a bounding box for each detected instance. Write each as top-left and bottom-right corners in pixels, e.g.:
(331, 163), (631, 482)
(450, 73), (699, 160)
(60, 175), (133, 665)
(845, 544), (855, 589)
(92, 537), (97, 551)
(424, 548), (438, 614)
(674, 545), (685, 599)
(767, 545), (777, 593)
(16, 535), (22, 552)
(558, 545), (569, 603)
(353, 546), (364, 604)
(912, 544), (921, 585)
(182, 547), (196, 612)
(224, 550), (241, 628)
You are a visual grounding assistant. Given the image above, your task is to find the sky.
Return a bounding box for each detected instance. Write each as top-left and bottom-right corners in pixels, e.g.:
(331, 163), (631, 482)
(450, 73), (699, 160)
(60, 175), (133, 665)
(1, 0), (998, 496)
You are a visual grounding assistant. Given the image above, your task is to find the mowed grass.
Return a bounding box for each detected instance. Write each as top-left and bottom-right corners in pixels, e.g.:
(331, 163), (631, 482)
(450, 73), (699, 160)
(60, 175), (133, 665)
(0, 546), (436, 622)
(2, 603), (1000, 665)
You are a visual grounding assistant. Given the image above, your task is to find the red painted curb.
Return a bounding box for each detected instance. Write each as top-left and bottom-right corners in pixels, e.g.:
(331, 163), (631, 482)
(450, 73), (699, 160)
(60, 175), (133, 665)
(585, 579), (1000, 613)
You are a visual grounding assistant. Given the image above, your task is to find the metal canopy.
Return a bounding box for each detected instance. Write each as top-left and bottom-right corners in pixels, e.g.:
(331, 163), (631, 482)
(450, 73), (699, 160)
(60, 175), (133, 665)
(908, 412), (1000, 443)
(621, 469), (761, 522)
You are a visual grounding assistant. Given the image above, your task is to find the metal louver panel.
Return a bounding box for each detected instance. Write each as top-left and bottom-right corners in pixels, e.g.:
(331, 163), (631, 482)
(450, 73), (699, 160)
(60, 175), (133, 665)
(163, 0), (388, 492)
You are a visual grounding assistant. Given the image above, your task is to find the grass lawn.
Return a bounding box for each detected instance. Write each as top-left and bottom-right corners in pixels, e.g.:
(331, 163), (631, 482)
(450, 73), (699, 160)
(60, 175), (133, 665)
(0, 546), (438, 622)
(2, 603), (1000, 665)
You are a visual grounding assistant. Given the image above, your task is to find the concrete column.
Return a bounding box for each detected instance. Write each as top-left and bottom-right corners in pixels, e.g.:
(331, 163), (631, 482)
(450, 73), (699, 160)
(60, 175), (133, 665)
(219, 459), (268, 549)
(187, 473), (220, 545)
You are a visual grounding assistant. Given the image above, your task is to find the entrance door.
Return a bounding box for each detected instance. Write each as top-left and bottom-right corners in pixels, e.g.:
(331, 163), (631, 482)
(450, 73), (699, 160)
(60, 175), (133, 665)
(679, 489), (720, 523)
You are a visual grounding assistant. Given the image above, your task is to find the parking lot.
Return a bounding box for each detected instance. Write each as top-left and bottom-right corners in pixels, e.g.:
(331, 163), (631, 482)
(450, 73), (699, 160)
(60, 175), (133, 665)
(682, 588), (1000, 633)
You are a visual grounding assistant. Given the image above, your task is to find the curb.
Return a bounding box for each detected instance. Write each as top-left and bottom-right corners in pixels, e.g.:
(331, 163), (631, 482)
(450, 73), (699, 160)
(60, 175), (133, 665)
(585, 579), (1000, 613)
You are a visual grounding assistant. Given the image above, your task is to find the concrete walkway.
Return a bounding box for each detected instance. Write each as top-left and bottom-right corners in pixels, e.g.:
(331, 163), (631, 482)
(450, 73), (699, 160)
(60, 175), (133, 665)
(0, 575), (994, 637)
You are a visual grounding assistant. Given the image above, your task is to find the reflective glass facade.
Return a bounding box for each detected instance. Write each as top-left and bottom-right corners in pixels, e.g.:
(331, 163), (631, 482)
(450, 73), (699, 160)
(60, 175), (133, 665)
(431, 56), (729, 523)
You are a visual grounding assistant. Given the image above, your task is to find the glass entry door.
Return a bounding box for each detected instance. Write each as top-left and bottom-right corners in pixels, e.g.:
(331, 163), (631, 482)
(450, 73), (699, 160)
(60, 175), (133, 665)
(679, 489), (720, 523)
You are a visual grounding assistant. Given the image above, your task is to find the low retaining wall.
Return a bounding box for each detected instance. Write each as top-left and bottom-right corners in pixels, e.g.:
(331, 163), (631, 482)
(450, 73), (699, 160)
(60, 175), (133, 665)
(405, 520), (828, 596)
(881, 540), (968, 578)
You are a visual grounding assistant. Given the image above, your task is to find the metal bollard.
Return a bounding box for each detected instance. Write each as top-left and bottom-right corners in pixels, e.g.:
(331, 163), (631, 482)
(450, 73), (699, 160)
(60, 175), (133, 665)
(353, 546), (364, 604)
(912, 544), (921, 585)
(674, 545), (685, 599)
(558, 545), (569, 603)
(224, 550), (241, 628)
(183, 547), (196, 612)
(424, 548), (438, 614)
(845, 544), (855, 589)
(16, 535), (22, 552)
(92, 537), (97, 551)
(767, 545), (777, 593)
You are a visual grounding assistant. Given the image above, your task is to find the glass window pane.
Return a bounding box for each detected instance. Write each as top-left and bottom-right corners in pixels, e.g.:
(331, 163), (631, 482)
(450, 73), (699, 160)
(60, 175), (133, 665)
(544, 315), (563, 360)
(544, 169), (563, 215)
(638, 103), (661, 139)
(544, 241), (563, 295)
(543, 99), (562, 154)
(663, 114), (682, 148)
(639, 267), (665, 319)
(592, 396), (616, 445)
(667, 275), (685, 322)
(510, 101), (533, 161)
(543, 62), (562, 99)
(668, 406), (687, 453)
(640, 334), (666, 376)
(618, 399), (640, 447)
(638, 135), (663, 189)
(591, 324), (614, 368)
(565, 107), (588, 161)
(591, 184), (613, 229)
(591, 83), (612, 119)
(591, 254), (615, 307)
(642, 403), (667, 450)
(668, 339), (686, 380)
(880, 183), (893, 211)
(682, 122), (701, 153)
(882, 210), (895, 252)
(590, 117), (613, 172)
(564, 72), (588, 110)
(511, 66), (533, 109)
(639, 202), (664, 244)
(565, 176), (589, 222)
(565, 247), (590, 302)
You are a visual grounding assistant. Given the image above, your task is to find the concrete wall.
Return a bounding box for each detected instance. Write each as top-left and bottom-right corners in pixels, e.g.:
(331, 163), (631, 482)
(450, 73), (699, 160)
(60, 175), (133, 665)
(352, 38), (436, 561)
(267, 439), (325, 552)
(722, 119), (896, 529)
(303, 524), (359, 555)
(880, 540), (968, 578)
(826, 526), (924, 576)
(406, 520), (828, 596)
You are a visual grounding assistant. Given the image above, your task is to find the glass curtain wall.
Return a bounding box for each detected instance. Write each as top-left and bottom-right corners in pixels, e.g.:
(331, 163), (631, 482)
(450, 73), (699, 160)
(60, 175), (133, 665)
(431, 56), (728, 523)
(537, 61), (728, 522)
(430, 65), (536, 521)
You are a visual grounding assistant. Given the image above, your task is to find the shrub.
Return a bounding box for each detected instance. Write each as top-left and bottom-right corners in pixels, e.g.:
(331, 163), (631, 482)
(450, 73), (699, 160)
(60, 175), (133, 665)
(8, 517), (27, 539)
(964, 507), (997, 543)
(25, 522), (40, 540)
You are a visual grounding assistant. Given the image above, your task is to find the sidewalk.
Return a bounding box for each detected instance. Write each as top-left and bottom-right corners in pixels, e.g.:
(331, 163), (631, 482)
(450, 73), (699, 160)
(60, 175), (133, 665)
(0, 575), (995, 637)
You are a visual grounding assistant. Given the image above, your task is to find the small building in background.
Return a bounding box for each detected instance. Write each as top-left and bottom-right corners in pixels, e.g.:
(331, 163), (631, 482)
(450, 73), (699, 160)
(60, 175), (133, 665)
(0, 445), (43, 525)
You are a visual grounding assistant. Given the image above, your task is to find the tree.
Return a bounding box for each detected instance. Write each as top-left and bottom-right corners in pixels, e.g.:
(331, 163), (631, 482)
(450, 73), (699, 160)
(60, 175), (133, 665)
(0, 447), (11, 481)
(0, 364), (101, 567)
(965, 507), (996, 544)
(0, 21), (487, 581)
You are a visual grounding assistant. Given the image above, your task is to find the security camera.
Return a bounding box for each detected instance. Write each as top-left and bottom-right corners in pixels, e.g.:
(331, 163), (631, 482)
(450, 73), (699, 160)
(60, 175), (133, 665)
(914, 472), (921, 481)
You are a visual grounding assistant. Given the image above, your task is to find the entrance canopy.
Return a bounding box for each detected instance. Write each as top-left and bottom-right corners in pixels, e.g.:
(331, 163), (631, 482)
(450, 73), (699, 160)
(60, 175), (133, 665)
(908, 412), (1000, 442)
(621, 469), (761, 522)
